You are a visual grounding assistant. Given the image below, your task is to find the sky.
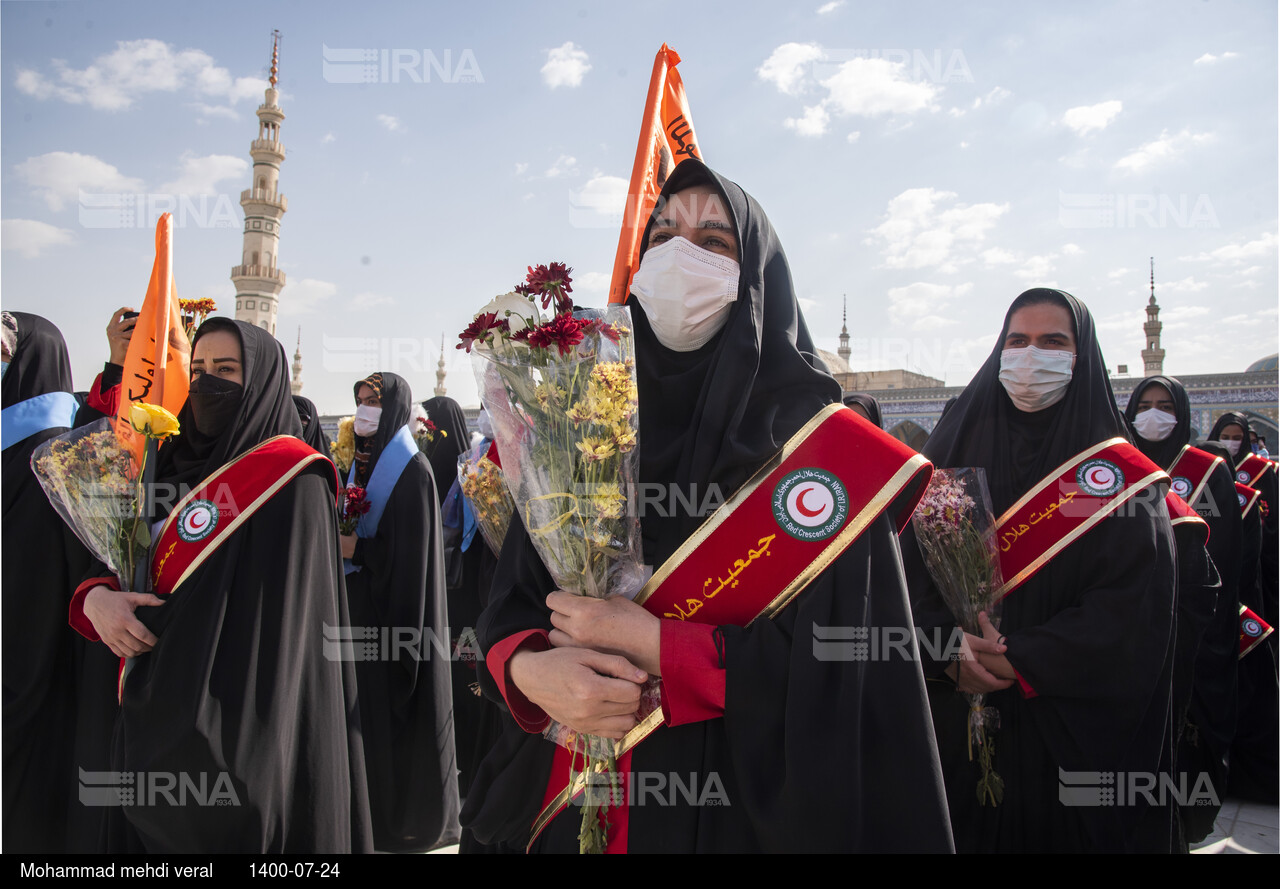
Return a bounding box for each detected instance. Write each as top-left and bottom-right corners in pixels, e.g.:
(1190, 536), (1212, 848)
(2, 0), (1277, 415)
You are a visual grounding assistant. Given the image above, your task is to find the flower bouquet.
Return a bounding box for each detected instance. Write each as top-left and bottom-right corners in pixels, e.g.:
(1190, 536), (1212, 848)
(178, 298), (217, 341)
(911, 467), (1006, 806)
(339, 484), (371, 535)
(31, 404), (181, 589)
(457, 442), (515, 558)
(329, 416), (355, 477)
(458, 261), (645, 852)
(414, 416), (447, 458)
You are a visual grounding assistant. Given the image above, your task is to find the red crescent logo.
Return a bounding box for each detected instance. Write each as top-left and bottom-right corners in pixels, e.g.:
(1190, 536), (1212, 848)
(795, 485), (824, 517)
(190, 511), (208, 530)
(1088, 467), (1111, 487)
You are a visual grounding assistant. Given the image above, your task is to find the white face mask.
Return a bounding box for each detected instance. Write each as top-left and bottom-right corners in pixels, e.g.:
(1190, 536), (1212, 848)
(630, 236), (740, 352)
(998, 346), (1074, 413)
(1132, 407), (1177, 442)
(1219, 439), (1241, 457)
(354, 404), (382, 437)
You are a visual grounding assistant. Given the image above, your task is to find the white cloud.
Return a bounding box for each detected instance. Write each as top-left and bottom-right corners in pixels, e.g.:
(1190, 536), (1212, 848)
(1062, 100), (1122, 135)
(158, 153), (247, 195)
(1161, 276), (1209, 293)
(980, 247), (1017, 265)
(1, 219), (74, 258)
(1114, 128), (1214, 173)
(951, 86), (1012, 117)
(816, 1), (845, 13)
(571, 174), (628, 215)
(189, 102), (238, 122)
(886, 281), (971, 331)
(757, 43), (824, 96)
(287, 278), (339, 313)
(352, 292), (394, 309)
(15, 39), (265, 111)
(514, 162), (529, 176)
(573, 271), (611, 298)
(822, 57), (940, 117)
(544, 155), (577, 178)
(15, 151), (145, 211)
(846, 131), (861, 144)
(1012, 253), (1058, 281)
(866, 188), (1008, 272)
(1194, 51), (1239, 66)
(376, 114), (402, 132)
(541, 42), (591, 88)
(1061, 243), (1082, 255)
(1180, 232), (1277, 264)
(321, 132), (336, 144)
(1107, 267), (1132, 279)
(785, 104), (830, 137)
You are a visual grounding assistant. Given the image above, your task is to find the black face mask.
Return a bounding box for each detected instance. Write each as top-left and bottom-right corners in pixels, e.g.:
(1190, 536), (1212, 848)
(188, 374), (244, 438)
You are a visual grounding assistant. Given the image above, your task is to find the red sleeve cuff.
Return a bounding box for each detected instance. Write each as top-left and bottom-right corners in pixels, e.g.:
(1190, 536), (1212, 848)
(659, 620), (725, 727)
(86, 373), (121, 417)
(486, 629), (552, 733)
(1014, 666), (1038, 699)
(70, 576), (119, 641)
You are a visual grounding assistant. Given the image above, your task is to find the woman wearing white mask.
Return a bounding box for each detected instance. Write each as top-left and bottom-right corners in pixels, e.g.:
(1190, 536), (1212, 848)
(905, 288), (1178, 852)
(1125, 375), (1241, 845)
(462, 160), (952, 852)
(341, 371), (460, 851)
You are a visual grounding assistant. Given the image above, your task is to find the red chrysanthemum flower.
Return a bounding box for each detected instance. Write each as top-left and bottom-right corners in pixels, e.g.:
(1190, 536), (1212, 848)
(456, 311), (505, 352)
(526, 313), (587, 356)
(525, 262), (574, 314)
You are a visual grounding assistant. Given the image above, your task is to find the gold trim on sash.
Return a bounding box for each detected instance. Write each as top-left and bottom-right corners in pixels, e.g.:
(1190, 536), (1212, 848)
(1170, 444), (1223, 507)
(996, 437), (1126, 528)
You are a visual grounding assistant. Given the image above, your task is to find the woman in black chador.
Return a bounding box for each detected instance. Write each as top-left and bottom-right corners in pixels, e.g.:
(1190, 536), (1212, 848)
(462, 160), (952, 853)
(342, 372), (460, 851)
(907, 289), (1178, 853)
(72, 318), (372, 852)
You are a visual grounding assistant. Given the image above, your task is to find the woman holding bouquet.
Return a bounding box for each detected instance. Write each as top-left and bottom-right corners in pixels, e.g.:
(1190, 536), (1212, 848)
(464, 160), (953, 853)
(70, 318), (372, 853)
(905, 289), (1178, 852)
(341, 372), (460, 851)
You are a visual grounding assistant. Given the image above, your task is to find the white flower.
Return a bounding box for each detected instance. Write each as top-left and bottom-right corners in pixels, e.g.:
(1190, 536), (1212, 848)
(478, 290), (540, 334)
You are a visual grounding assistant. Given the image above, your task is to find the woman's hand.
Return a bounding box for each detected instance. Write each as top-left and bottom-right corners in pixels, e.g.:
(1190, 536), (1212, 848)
(340, 533), (356, 560)
(945, 613), (1014, 693)
(547, 591), (662, 676)
(83, 585), (164, 658)
(509, 646), (648, 739)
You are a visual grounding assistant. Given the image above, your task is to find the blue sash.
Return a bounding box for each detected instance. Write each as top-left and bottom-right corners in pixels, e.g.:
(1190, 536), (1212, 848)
(344, 424), (417, 575)
(1, 391), (80, 451)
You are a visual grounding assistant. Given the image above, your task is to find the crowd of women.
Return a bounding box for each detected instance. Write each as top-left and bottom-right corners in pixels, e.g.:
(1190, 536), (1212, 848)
(2, 159), (1276, 854)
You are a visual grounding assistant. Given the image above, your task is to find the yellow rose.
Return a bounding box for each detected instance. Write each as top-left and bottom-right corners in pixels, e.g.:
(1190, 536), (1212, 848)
(130, 402), (181, 440)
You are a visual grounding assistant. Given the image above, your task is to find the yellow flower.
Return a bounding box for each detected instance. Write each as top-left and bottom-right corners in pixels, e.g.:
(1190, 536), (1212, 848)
(130, 402), (181, 440)
(612, 426), (637, 453)
(576, 437), (616, 463)
(330, 416), (356, 471)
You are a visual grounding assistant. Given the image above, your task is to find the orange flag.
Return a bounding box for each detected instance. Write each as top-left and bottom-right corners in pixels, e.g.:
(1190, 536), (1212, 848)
(114, 213), (191, 463)
(607, 44), (701, 304)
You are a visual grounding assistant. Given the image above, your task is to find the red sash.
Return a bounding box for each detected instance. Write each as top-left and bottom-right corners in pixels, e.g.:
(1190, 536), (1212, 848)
(1239, 605), (1274, 658)
(1235, 452), (1273, 487)
(1234, 482), (1261, 519)
(1166, 491), (1208, 546)
(995, 438), (1167, 598)
(150, 435), (338, 597)
(1168, 445), (1223, 506)
(528, 404), (932, 846)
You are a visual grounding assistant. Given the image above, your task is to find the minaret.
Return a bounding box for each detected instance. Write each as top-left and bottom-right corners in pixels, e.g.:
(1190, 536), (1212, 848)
(435, 334), (447, 397)
(837, 295), (851, 367)
(1141, 258), (1165, 375)
(291, 327), (304, 396)
(233, 31), (288, 337)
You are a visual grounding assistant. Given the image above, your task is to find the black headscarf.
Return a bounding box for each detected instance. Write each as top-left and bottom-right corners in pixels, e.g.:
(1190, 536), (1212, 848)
(1124, 374), (1192, 470)
(292, 394), (331, 454)
(630, 158), (839, 563)
(1, 312), (75, 412)
(1208, 411), (1254, 469)
(842, 392), (883, 428)
(351, 372), (412, 487)
(153, 318), (301, 506)
(921, 288), (1128, 514)
(422, 395), (469, 505)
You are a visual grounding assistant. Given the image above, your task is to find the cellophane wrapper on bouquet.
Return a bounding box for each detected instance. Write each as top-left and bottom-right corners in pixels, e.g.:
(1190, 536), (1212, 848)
(911, 466), (1006, 806)
(456, 441), (515, 559)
